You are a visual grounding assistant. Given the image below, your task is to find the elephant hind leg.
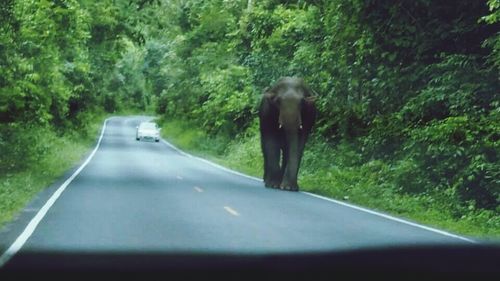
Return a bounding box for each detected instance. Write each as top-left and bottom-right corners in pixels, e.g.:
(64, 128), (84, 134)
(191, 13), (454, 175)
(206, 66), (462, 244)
(264, 177), (280, 188)
(264, 159), (282, 188)
(263, 152), (282, 188)
(266, 168), (282, 188)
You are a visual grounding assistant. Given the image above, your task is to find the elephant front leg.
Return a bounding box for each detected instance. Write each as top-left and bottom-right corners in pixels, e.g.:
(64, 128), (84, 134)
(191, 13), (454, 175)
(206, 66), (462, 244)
(262, 137), (282, 188)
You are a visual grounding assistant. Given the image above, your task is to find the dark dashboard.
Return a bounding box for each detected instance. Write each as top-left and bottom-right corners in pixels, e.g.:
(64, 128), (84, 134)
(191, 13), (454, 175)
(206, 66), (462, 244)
(1, 244), (499, 281)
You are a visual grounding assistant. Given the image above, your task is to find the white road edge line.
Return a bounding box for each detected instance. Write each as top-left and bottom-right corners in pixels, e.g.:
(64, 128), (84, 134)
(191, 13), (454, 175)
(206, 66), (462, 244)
(161, 139), (261, 182)
(302, 192), (477, 243)
(161, 138), (476, 244)
(224, 206), (240, 217)
(0, 118), (111, 268)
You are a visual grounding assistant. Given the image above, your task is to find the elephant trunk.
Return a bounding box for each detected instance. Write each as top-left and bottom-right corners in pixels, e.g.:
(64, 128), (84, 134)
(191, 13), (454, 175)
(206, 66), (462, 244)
(279, 109), (302, 130)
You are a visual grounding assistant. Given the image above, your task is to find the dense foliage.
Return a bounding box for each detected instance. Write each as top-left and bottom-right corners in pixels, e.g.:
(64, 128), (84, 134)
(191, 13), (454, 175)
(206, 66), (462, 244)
(0, 0), (148, 173)
(1, 0), (498, 230)
(143, 0), (499, 216)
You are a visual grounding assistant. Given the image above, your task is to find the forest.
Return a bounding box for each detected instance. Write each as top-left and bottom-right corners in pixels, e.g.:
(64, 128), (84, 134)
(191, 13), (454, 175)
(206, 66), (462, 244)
(0, 0), (499, 236)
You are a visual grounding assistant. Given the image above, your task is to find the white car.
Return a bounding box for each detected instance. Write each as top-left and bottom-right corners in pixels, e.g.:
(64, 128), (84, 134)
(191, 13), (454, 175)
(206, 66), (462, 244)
(136, 122), (160, 142)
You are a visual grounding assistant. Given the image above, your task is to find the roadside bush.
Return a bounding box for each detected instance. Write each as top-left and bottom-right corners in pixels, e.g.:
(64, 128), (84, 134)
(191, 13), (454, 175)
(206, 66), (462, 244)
(0, 125), (57, 173)
(403, 115), (498, 210)
(196, 65), (255, 137)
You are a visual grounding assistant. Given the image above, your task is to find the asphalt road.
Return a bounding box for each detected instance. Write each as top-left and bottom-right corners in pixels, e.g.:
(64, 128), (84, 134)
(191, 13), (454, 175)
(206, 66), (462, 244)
(0, 116), (475, 267)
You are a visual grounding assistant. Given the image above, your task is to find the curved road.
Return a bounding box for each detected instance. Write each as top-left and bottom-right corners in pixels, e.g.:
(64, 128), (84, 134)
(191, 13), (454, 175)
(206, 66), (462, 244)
(1, 116), (473, 267)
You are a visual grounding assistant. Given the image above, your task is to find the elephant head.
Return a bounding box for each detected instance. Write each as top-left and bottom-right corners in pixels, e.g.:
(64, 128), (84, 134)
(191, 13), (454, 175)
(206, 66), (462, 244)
(259, 77), (317, 191)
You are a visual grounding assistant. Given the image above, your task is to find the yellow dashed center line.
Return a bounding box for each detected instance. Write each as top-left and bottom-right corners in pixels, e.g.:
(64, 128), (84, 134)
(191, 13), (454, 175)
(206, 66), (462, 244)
(224, 206), (240, 217)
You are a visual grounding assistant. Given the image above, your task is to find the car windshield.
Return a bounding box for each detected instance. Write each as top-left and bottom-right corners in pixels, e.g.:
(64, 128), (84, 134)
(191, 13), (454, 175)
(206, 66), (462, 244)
(0, 0), (499, 277)
(140, 123), (157, 130)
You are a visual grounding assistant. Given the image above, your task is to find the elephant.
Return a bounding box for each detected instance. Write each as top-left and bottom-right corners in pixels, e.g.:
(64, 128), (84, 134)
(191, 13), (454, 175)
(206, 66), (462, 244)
(258, 77), (317, 191)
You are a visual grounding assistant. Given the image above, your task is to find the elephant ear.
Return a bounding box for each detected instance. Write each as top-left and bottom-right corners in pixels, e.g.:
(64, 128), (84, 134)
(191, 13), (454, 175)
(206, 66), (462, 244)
(302, 84), (318, 105)
(263, 90), (274, 100)
(263, 85), (280, 106)
(304, 95), (316, 105)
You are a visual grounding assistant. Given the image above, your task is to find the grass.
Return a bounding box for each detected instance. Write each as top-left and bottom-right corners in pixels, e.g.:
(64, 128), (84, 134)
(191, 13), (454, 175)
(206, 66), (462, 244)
(156, 118), (233, 160)
(0, 114), (108, 228)
(300, 163), (500, 239)
(159, 118), (500, 240)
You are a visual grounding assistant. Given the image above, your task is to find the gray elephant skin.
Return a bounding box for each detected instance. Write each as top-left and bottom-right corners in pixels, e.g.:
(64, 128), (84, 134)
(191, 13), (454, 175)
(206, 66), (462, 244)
(258, 77), (317, 191)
